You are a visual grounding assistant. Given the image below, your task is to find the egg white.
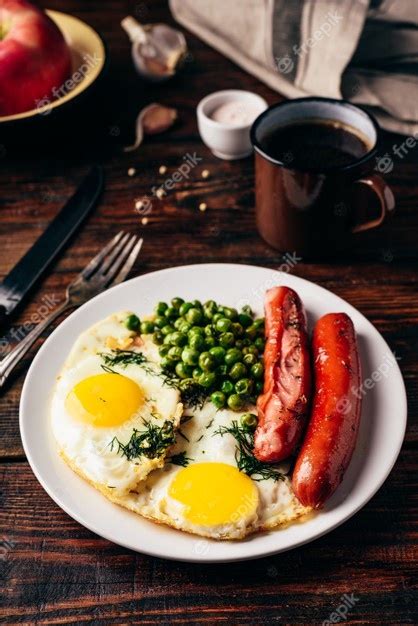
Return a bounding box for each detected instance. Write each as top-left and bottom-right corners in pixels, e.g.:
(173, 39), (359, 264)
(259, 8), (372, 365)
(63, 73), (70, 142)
(51, 312), (182, 497)
(112, 403), (311, 539)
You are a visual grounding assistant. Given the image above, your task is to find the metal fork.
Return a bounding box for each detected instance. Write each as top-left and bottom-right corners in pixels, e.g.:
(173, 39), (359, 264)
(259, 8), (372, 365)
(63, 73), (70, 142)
(0, 232), (143, 390)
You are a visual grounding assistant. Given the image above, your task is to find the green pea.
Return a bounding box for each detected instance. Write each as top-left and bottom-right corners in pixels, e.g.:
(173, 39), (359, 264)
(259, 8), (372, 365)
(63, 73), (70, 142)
(243, 345), (258, 357)
(182, 347), (200, 366)
(251, 362), (264, 379)
(168, 346), (182, 362)
(179, 301), (194, 317)
(189, 334), (206, 351)
(235, 378), (253, 396)
(225, 348), (242, 367)
(189, 326), (205, 337)
(254, 318), (265, 331)
(221, 379), (234, 395)
(199, 351), (216, 372)
(235, 339), (245, 350)
(198, 371), (216, 388)
(243, 353), (257, 366)
(192, 367), (203, 380)
(245, 325), (258, 340)
(209, 346), (226, 364)
(229, 362), (246, 381)
(140, 320), (154, 334)
(179, 377), (195, 391)
(173, 317), (184, 330)
(175, 361), (192, 379)
(238, 313), (253, 328)
(155, 302), (168, 316)
(240, 413), (258, 431)
(161, 324), (175, 336)
(227, 393), (244, 411)
(186, 308), (203, 325)
(204, 324), (214, 337)
(205, 336), (216, 349)
(212, 312), (223, 325)
(171, 297), (184, 310)
(255, 380), (264, 394)
(125, 313), (140, 332)
(219, 332), (235, 348)
(241, 304), (253, 316)
(231, 322), (244, 337)
(165, 306), (178, 320)
(178, 321), (191, 334)
(255, 337), (265, 351)
(170, 331), (188, 347)
(211, 391), (226, 409)
(154, 316), (167, 329)
(216, 364), (228, 377)
(242, 338), (251, 347)
(160, 356), (174, 370)
(215, 317), (232, 333)
(163, 333), (174, 345)
(153, 331), (164, 345)
(223, 307), (238, 321)
(203, 300), (217, 319)
(192, 299), (203, 309)
(158, 345), (170, 357)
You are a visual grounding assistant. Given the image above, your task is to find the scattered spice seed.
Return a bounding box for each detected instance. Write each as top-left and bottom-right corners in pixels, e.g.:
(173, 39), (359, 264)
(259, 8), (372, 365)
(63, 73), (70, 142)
(141, 217), (149, 225)
(199, 202), (207, 212)
(159, 165), (167, 175)
(128, 167), (136, 177)
(201, 169), (210, 179)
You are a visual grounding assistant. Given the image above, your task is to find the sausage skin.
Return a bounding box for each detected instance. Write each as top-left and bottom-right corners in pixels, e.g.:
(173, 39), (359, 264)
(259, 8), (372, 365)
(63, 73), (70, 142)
(292, 313), (361, 508)
(254, 286), (311, 463)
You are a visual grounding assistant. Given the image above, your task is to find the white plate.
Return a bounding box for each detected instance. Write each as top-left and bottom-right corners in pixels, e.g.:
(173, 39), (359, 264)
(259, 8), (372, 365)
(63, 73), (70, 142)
(20, 264), (407, 562)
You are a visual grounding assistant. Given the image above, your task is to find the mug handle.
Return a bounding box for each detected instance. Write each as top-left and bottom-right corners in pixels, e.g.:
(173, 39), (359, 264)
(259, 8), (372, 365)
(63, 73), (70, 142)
(351, 174), (395, 234)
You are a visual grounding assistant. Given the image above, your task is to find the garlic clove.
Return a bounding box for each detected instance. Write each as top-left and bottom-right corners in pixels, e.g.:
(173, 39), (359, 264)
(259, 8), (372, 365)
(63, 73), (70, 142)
(124, 103), (178, 152)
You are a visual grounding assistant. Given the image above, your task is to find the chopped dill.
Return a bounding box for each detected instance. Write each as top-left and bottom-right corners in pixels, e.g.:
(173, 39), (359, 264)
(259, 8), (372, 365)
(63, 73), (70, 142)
(101, 349), (148, 367)
(214, 421), (285, 482)
(177, 380), (207, 409)
(168, 451), (194, 467)
(110, 419), (175, 461)
(205, 418), (214, 430)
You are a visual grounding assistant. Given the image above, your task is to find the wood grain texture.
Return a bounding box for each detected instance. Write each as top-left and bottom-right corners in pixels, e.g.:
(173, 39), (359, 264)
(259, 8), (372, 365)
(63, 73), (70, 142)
(0, 0), (417, 623)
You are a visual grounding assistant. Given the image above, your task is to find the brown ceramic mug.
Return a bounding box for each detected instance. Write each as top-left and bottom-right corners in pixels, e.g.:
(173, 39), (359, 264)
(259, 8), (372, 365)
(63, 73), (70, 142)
(250, 97), (395, 257)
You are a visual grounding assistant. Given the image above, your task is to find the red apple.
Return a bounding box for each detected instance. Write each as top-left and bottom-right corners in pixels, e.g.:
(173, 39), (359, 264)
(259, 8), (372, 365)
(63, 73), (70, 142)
(0, 0), (72, 116)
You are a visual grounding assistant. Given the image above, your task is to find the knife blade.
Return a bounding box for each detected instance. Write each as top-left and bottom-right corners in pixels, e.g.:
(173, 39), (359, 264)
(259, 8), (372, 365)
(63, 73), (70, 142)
(0, 165), (104, 332)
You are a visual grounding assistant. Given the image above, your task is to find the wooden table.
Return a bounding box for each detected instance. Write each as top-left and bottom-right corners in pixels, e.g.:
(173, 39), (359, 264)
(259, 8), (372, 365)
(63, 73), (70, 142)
(0, 1), (417, 624)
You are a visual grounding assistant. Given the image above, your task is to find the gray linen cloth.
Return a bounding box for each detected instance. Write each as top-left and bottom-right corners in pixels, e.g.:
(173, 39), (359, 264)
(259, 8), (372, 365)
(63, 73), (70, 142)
(170, 0), (418, 135)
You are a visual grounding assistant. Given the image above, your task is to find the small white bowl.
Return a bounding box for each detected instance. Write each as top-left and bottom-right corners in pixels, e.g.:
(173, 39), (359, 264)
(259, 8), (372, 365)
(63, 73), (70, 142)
(197, 89), (268, 160)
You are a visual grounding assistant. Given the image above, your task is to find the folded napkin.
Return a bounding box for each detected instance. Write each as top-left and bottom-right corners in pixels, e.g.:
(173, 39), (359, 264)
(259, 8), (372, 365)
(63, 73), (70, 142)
(170, 0), (418, 135)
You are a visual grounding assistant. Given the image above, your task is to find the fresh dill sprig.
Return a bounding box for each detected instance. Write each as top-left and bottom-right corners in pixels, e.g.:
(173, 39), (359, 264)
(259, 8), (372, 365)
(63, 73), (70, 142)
(214, 421), (285, 482)
(101, 349), (148, 368)
(168, 451), (194, 467)
(110, 419), (175, 461)
(178, 380), (207, 409)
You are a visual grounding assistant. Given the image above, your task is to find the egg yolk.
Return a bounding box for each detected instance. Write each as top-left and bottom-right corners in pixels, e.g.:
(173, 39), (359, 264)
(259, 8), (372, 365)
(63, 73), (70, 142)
(168, 462), (259, 526)
(66, 373), (143, 427)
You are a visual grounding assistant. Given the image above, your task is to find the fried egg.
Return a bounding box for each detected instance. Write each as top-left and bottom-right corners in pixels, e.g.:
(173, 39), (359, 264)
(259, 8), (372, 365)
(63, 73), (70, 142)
(51, 312), (183, 497)
(112, 402), (311, 539)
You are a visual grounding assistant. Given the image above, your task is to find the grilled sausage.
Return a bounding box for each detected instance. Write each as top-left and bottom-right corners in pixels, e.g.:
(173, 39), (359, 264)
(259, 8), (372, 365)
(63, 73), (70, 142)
(254, 286), (311, 463)
(292, 313), (361, 508)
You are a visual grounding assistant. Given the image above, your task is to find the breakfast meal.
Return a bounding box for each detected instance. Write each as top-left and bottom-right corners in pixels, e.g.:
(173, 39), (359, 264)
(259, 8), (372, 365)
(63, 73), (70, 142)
(51, 286), (362, 540)
(0, 0), (72, 116)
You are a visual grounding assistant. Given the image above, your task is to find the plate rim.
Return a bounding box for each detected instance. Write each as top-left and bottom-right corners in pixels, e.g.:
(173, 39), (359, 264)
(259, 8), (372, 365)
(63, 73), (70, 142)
(19, 262), (408, 562)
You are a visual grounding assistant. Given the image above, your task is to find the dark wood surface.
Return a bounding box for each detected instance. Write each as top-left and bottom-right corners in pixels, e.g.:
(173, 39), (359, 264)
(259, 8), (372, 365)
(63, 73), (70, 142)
(0, 1), (417, 624)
